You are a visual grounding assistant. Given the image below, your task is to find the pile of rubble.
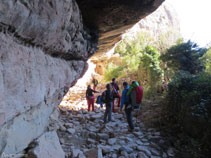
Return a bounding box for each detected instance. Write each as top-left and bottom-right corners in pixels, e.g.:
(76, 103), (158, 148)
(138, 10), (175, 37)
(57, 96), (176, 158)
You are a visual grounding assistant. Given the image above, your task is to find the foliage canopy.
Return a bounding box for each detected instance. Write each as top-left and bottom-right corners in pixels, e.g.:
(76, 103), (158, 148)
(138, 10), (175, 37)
(161, 41), (207, 74)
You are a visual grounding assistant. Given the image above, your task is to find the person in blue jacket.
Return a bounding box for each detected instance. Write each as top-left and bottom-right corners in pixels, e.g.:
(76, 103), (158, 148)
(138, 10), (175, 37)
(120, 82), (134, 132)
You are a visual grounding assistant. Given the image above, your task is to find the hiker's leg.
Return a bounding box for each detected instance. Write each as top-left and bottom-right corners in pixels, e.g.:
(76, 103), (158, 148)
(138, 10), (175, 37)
(87, 99), (91, 111)
(117, 94), (121, 107)
(93, 85), (96, 91)
(108, 102), (112, 122)
(91, 97), (95, 111)
(104, 104), (109, 123)
(125, 108), (134, 130)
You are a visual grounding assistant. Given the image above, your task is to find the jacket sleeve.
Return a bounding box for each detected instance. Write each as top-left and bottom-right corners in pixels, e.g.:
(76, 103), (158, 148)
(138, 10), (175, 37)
(91, 89), (98, 93)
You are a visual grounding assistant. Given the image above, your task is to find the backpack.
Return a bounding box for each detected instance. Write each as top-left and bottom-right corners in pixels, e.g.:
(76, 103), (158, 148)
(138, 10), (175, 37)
(101, 90), (112, 103)
(134, 86), (143, 104)
(112, 83), (119, 91)
(96, 95), (101, 104)
(101, 91), (106, 103)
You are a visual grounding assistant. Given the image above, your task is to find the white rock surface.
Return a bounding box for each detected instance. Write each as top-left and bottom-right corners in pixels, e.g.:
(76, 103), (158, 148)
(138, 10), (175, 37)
(0, 32), (84, 156)
(29, 131), (65, 158)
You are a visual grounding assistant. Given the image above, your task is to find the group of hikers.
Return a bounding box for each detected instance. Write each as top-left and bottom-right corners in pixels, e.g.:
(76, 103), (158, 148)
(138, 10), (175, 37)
(86, 78), (143, 132)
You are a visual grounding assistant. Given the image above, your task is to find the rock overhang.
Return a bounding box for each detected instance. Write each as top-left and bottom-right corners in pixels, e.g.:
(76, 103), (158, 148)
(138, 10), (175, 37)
(0, 0), (164, 60)
(76, 0), (165, 54)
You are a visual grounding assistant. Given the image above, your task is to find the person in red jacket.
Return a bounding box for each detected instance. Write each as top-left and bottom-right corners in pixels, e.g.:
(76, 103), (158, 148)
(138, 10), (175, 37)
(86, 85), (99, 111)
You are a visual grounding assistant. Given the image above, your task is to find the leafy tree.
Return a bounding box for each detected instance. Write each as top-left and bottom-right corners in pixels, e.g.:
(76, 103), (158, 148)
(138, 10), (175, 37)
(137, 46), (163, 96)
(161, 41), (207, 74)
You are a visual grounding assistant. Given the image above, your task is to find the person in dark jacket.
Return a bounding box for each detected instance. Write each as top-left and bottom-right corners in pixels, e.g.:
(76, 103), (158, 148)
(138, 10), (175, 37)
(120, 82), (134, 132)
(103, 84), (113, 123)
(111, 78), (121, 112)
(86, 85), (99, 111)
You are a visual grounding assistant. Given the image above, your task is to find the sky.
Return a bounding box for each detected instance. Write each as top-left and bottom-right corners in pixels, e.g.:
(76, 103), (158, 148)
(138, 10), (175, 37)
(167, 0), (211, 47)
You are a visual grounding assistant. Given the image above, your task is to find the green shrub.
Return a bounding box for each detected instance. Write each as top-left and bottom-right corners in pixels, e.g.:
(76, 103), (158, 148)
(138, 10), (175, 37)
(165, 71), (211, 149)
(138, 46), (164, 97)
(167, 71), (211, 117)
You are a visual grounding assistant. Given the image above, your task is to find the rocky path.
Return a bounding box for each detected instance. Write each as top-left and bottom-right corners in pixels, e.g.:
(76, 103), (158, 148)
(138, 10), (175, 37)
(57, 85), (176, 158)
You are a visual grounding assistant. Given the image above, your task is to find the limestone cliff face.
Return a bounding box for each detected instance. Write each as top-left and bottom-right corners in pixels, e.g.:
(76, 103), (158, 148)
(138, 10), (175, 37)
(0, 0), (164, 156)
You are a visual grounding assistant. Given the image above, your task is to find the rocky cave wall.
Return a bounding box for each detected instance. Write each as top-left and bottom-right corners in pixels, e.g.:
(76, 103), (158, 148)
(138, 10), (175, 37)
(0, 0), (164, 156)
